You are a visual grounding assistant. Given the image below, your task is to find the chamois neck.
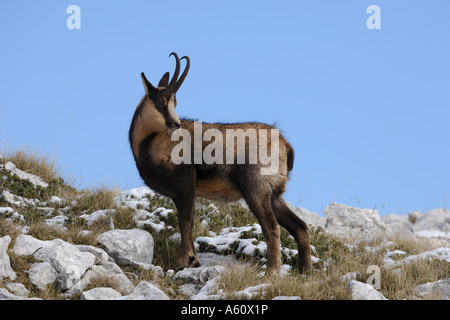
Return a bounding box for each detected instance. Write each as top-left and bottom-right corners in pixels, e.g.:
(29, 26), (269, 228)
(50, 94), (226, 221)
(130, 96), (166, 159)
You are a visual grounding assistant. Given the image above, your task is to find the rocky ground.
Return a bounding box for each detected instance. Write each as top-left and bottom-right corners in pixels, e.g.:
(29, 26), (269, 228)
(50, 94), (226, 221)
(0, 159), (449, 300)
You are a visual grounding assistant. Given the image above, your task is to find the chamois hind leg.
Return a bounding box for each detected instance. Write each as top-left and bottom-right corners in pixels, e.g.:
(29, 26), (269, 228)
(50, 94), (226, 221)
(173, 194), (200, 270)
(271, 195), (312, 274)
(240, 182), (281, 276)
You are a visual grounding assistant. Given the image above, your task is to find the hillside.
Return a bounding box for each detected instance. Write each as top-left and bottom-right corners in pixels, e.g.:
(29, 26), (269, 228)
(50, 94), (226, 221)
(0, 150), (449, 300)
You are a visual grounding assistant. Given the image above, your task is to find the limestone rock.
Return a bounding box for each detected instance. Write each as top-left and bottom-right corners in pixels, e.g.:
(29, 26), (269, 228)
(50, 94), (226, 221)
(33, 239), (96, 290)
(75, 245), (113, 264)
(382, 213), (413, 232)
(28, 262), (58, 291)
(413, 278), (450, 300)
(287, 203), (326, 229)
(347, 280), (387, 300)
(13, 234), (48, 256)
(0, 190), (38, 208)
(173, 266), (225, 284)
(413, 208), (450, 233)
(4, 282), (29, 297)
(97, 229), (154, 269)
(4, 162), (48, 188)
(80, 209), (116, 226)
(66, 261), (135, 296)
(81, 287), (122, 300)
(324, 202), (391, 238)
(0, 236), (17, 280)
(116, 281), (170, 300)
(0, 288), (41, 300)
(13, 235), (96, 290)
(272, 295), (301, 300)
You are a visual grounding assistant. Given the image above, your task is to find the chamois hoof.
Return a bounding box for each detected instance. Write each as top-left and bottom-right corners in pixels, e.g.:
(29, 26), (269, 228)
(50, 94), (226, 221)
(176, 256), (201, 271)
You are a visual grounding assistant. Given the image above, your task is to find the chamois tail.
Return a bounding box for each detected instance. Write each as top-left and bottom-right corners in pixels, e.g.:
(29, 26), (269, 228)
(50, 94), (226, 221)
(286, 143), (294, 173)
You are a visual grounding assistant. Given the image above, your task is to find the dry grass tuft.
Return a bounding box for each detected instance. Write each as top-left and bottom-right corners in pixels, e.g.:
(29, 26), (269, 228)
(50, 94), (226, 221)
(210, 230), (450, 300)
(1, 147), (62, 184)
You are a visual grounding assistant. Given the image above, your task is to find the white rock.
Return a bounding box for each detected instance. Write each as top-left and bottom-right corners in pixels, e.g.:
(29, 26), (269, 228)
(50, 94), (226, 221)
(34, 239), (96, 290)
(28, 262), (58, 291)
(383, 250), (408, 266)
(14, 235), (97, 291)
(287, 203), (326, 229)
(384, 247), (450, 268)
(4, 162), (48, 188)
(347, 280), (387, 300)
(197, 252), (236, 267)
(114, 187), (155, 210)
(382, 214), (413, 232)
(45, 215), (68, 228)
(1, 190), (38, 208)
(63, 261), (135, 297)
(152, 207), (174, 219)
(324, 202), (391, 238)
(178, 283), (203, 297)
(191, 277), (224, 300)
(173, 266), (225, 284)
(97, 229), (154, 269)
(195, 224), (266, 257)
(134, 209), (166, 232)
(78, 230), (91, 237)
(0, 236), (17, 280)
(0, 288), (41, 300)
(36, 207), (55, 216)
(168, 232), (181, 243)
(413, 208), (450, 233)
(49, 196), (64, 205)
(115, 281), (170, 300)
(401, 247), (450, 264)
(0, 207), (24, 222)
(5, 282), (29, 297)
(80, 262), (135, 295)
(415, 230), (450, 240)
(81, 287), (123, 300)
(13, 234), (49, 256)
(80, 209), (116, 226)
(0, 207), (15, 216)
(75, 245), (112, 264)
(413, 278), (450, 300)
(272, 296), (301, 300)
(233, 283), (270, 299)
(340, 272), (361, 283)
(20, 226), (31, 235)
(116, 187), (155, 202)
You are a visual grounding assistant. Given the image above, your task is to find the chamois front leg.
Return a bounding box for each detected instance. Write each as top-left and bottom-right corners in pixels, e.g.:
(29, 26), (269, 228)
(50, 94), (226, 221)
(173, 194), (200, 270)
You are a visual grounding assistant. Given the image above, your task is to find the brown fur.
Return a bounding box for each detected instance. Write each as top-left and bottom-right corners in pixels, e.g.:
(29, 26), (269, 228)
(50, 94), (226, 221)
(129, 53), (312, 275)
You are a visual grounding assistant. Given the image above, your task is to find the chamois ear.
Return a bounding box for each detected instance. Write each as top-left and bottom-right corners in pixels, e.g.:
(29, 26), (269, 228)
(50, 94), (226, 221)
(141, 72), (155, 95)
(158, 72), (170, 88)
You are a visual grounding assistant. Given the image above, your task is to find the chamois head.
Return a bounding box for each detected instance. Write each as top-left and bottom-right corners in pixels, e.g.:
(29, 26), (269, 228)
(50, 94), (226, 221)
(140, 52), (190, 131)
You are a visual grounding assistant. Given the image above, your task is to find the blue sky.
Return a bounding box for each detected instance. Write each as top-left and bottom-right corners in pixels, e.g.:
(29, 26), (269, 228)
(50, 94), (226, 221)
(1, 1), (449, 216)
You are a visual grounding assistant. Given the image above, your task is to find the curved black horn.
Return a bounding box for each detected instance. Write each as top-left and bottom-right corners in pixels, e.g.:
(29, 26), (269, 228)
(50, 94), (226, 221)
(168, 52), (181, 90)
(174, 55), (190, 93)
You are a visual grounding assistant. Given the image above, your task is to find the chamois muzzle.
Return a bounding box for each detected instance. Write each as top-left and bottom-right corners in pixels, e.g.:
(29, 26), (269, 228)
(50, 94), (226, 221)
(166, 120), (181, 132)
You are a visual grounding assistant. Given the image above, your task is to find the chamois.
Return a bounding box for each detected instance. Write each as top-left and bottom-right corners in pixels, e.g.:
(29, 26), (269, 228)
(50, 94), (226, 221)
(129, 53), (312, 275)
